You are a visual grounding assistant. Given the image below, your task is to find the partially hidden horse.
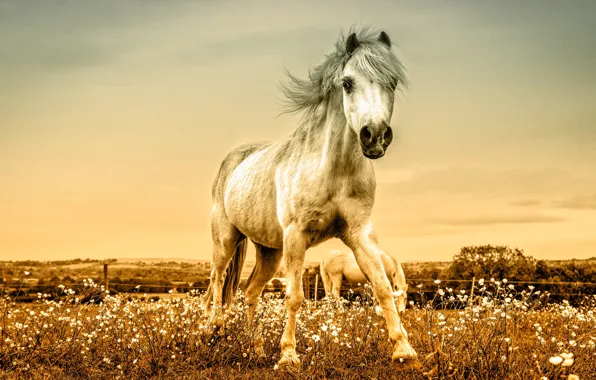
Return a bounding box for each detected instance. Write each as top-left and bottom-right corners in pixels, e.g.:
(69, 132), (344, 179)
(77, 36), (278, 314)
(320, 249), (408, 312)
(202, 26), (417, 369)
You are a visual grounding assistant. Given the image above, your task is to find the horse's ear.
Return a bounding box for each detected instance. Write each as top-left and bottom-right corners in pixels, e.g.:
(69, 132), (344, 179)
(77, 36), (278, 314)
(378, 31), (391, 47)
(346, 32), (360, 55)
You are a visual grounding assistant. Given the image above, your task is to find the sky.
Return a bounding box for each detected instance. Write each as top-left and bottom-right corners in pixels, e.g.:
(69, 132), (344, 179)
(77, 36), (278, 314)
(1, 0), (596, 263)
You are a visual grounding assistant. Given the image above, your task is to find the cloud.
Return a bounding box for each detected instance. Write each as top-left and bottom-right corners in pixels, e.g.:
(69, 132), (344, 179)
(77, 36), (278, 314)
(430, 214), (566, 227)
(378, 166), (596, 198)
(178, 27), (332, 66)
(552, 195), (596, 210)
(508, 199), (542, 207)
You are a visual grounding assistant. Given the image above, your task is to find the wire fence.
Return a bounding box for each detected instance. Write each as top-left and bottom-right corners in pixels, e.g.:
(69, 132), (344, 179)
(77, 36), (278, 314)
(3, 275), (596, 303)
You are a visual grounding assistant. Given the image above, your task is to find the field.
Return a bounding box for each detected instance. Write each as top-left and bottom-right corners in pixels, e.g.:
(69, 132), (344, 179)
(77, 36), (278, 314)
(1, 278), (594, 379)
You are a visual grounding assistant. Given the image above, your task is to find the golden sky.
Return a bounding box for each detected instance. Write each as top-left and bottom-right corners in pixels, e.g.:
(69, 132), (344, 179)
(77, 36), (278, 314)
(1, 1), (596, 262)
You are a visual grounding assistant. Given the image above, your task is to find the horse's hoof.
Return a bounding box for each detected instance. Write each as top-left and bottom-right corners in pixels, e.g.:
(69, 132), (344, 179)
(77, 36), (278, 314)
(392, 343), (418, 362)
(254, 346), (267, 360)
(275, 352), (300, 370)
(392, 357), (423, 371)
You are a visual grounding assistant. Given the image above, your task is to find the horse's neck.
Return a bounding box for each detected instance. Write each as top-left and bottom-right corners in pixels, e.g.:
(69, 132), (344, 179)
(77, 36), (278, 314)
(290, 96), (364, 175)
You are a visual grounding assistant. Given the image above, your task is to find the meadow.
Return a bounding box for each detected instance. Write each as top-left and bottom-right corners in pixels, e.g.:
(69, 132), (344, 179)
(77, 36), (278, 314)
(1, 277), (594, 379)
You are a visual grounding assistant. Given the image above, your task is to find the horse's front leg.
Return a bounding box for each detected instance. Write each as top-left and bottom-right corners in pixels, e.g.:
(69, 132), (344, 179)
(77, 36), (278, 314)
(344, 225), (418, 363)
(276, 224), (307, 369)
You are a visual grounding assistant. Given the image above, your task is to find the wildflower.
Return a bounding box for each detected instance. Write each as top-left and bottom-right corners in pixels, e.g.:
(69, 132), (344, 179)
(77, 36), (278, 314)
(434, 279), (441, 284)
(478, 278), (485, 286)
(24, 271), (30, 276)
(549, 356), (563, 365)
(562, 357), (574, 367)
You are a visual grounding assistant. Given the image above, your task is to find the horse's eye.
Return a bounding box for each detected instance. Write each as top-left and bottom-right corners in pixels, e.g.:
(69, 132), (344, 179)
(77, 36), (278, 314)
(342, 79), (352, 92)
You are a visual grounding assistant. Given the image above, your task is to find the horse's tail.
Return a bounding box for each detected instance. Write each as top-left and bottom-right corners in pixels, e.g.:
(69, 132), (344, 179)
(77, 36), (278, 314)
(320, 259), (332, 297)
(204, 239), (249, 308)
(223, 239), (248, 306)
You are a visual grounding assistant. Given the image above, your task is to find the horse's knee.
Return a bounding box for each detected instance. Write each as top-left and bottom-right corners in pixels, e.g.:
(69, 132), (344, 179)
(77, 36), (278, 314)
(284, 289), (304, 312)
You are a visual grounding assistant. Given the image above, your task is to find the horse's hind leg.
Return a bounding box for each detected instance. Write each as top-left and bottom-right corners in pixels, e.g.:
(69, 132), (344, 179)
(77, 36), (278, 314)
(204, 205), (245, 326)
(330, 274), (342, 298)
(244, 243), (283, 358)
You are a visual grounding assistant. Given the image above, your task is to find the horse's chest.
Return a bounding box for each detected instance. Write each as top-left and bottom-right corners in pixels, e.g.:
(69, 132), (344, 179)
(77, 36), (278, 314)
(284, 186), (350, 244)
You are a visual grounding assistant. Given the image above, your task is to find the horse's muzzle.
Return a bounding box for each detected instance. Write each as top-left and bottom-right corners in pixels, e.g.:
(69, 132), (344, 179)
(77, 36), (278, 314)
(359, 123), (393, 159)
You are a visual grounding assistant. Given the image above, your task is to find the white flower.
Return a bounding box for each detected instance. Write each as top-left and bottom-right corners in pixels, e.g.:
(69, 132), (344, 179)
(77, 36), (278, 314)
(375, 306), (383, 316)
(434, 279), (441, 284)
(549, 356), (563, 365)
(561, 358), (574, 367)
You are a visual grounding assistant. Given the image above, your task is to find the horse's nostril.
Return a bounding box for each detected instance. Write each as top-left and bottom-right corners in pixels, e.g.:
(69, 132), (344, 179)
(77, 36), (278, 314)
(383, 126), (393, 143)
(360, 126), (372, 142)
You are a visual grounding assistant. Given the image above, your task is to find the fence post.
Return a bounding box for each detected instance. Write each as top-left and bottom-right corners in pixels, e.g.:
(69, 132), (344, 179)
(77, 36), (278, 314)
(304, 270), (310, 300)
(314, 274), (319, 304)
(103, 263), (109, 292)
(469, 276), (475, 306)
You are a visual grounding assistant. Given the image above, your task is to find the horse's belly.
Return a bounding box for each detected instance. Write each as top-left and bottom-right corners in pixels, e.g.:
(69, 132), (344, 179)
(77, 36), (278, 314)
(344, 265), (368, 284)
(224, 150), (283, 248)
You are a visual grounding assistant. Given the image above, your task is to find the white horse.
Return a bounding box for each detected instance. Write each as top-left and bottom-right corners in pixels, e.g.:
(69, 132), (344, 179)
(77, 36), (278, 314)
(320, 249), (408, 312)
(202, 26), (417, 369)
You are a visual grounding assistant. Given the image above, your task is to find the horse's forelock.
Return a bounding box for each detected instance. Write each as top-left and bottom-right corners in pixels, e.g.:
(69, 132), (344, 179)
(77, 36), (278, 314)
(279, 26), (407, 123)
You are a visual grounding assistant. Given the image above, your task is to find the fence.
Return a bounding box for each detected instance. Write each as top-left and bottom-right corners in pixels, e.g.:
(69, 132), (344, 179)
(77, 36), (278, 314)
(3, 265), (596, 306)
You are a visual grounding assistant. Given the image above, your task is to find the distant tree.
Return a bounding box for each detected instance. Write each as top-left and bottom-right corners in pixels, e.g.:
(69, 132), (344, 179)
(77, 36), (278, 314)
(447, 245), (536, 281)
(535, 260), (550, 279)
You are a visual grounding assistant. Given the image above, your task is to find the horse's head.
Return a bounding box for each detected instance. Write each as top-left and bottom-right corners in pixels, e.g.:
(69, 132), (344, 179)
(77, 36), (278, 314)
(340, 30), (404, 160)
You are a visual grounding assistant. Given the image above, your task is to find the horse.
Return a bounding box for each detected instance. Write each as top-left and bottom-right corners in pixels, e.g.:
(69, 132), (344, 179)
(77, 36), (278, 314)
(202, 26), (418, 369)
(320, 249), (408, 312)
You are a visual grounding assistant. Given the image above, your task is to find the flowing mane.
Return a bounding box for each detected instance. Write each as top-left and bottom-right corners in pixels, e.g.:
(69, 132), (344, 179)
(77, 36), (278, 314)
(279, 26), (409, 125)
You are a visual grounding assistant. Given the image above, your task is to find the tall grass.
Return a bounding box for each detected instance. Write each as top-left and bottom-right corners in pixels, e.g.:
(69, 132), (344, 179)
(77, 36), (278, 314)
(1, 278), (594, 379)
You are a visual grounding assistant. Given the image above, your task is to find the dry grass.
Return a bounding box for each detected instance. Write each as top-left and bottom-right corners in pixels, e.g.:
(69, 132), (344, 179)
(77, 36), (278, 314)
(1, 278), (595, 379)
